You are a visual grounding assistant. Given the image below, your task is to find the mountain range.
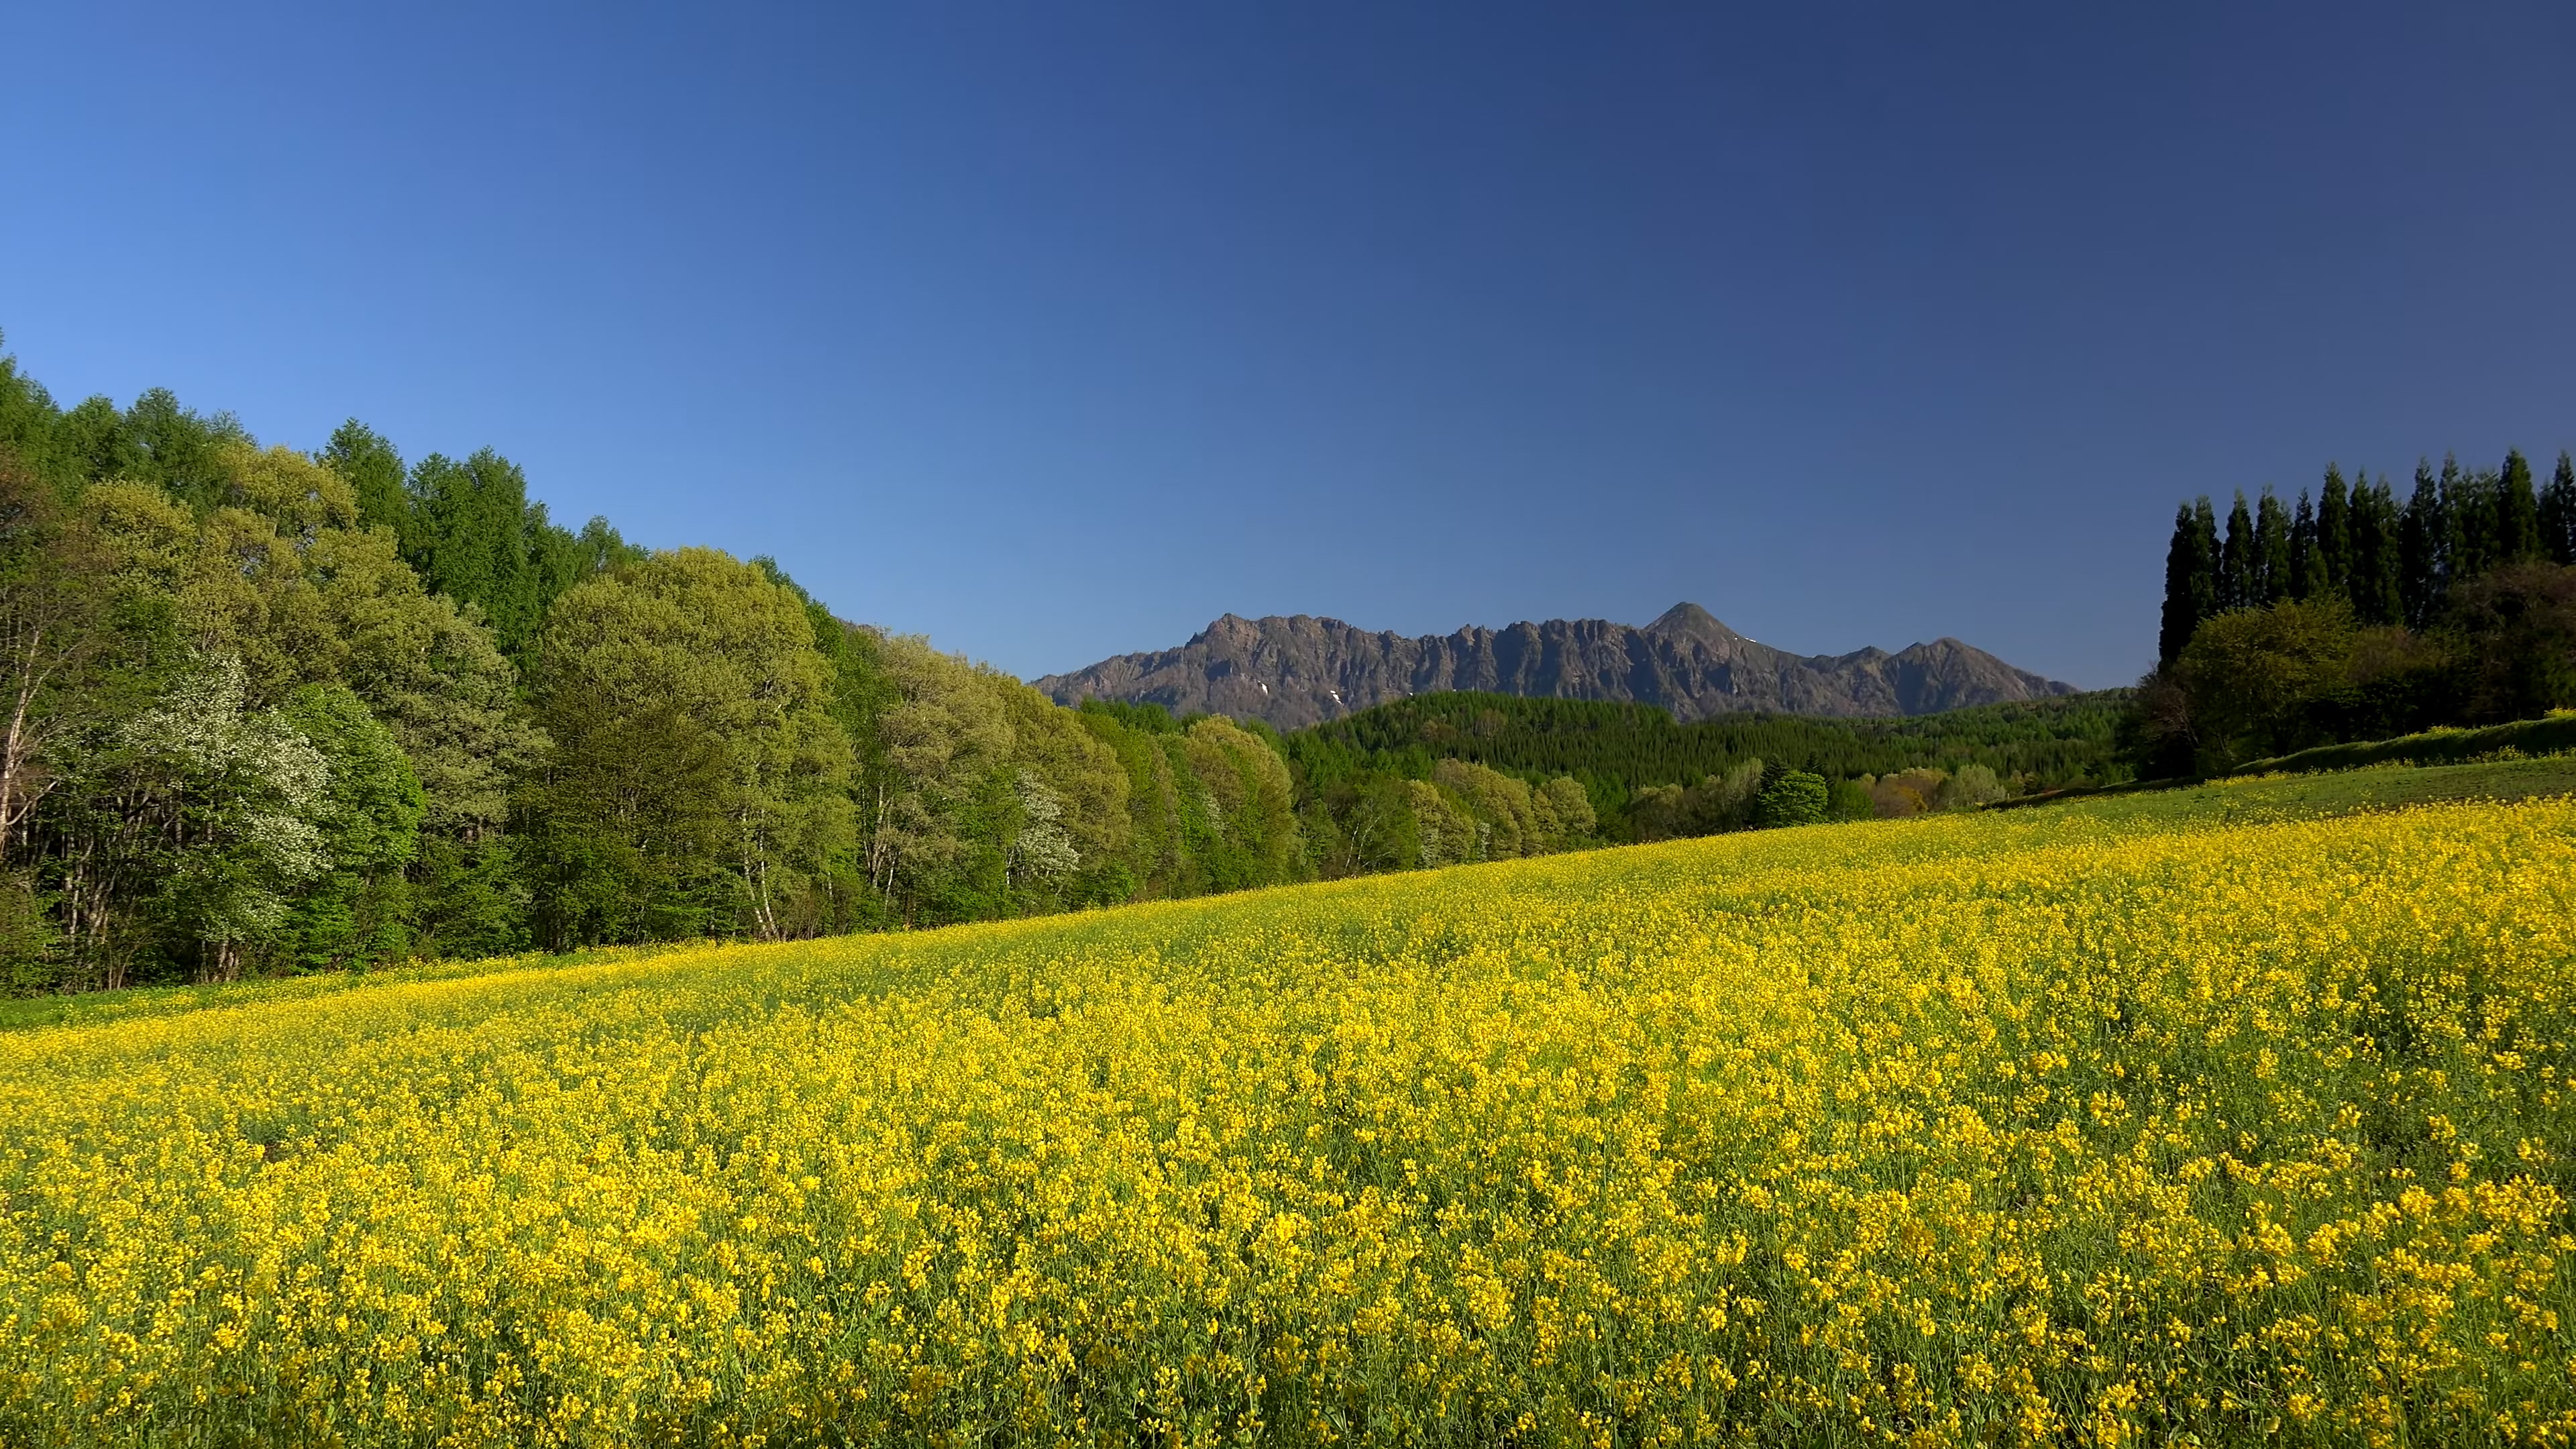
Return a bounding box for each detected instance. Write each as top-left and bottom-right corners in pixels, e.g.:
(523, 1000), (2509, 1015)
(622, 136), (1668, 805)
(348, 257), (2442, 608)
(1035, 604), (2079, 729)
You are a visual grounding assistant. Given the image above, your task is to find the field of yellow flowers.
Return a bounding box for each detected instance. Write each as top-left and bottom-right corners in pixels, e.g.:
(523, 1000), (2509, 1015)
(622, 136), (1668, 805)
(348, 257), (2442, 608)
(3, 787), (2574, 1447)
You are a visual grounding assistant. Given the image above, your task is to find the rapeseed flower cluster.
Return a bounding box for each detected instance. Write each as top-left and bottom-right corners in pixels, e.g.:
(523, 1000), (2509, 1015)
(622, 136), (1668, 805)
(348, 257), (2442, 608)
(1, 798), (2572, 1446)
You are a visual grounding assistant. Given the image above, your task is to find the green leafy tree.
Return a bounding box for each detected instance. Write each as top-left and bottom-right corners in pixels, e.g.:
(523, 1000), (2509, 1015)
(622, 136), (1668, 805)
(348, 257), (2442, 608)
(1825, 776), (1875, 821)
(276, 684), (424, 971)
(996, 680), (1132, 912)
(521, 699), (737, 946)
(1431, 758), (1538, 860)
(1530, 775), (1597, 849)
(1399, 777), (1478, 868)
(2174, 597), (2359, 769)
(107, 441), (540, 960)
(529, 549), (853, 945)
(0, 337), (78, 487)
(1753, 769), (1828, 828)
(400, 449), (627, 666)
(1935, 762), (2006, 810)
(406, 450), (548, 659)
(857, 633), (1016, 924)
(1629, 757), (1764, 840)
(121, 388), (248, 508)
(1179, 716), (1301, 888)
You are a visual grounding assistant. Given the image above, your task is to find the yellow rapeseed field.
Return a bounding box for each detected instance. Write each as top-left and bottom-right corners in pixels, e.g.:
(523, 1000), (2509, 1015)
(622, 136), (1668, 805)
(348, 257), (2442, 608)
(3, 795), (2573, 1447)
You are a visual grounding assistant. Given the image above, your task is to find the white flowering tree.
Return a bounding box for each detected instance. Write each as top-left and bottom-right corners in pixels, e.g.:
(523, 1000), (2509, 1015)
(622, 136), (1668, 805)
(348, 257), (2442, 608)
(1004, 767), (1080, 895)
(120, 655), (331, 981)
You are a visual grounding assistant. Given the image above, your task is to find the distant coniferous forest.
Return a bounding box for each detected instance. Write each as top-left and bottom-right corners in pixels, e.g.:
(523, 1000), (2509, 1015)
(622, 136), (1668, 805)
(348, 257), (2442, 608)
(0, 336), (2131, 994)
(2140, 449), (2576, 775)
(1285, 692), (2122, 800)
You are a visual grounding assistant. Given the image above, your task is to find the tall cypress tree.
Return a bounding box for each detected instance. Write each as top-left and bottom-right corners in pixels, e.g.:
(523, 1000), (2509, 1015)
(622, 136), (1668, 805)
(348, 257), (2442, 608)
(2497, 448), (2542, 564)
(2289, 491), (2322, 600)
(2192, 494), (2220, 607)
(2316, 464), (2352, 596)
(2156, 499), (2219, 667)
(2219, 490), (2255, 611)
(2352, 478), (2404, 627)
(2542, 451), (2576, 567)
(2400, 462), (2447, 629)
(2441, 453), (2492, 584)
(2253, 489), (2292, 604)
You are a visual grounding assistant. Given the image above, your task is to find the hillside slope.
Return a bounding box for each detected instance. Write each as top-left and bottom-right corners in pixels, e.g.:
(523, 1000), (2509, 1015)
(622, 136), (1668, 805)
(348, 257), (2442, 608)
(1038, 602), (2076, 727)
(7, 777), (2571, 1442)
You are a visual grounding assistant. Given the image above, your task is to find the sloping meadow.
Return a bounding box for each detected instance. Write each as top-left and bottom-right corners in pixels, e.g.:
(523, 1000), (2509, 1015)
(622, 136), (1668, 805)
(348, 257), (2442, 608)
(3, 791), (2573, 1446)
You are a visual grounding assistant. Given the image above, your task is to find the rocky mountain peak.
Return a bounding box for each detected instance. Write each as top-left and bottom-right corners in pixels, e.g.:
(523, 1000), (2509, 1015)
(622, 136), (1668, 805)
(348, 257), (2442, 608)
(1642, 602), (1741, 645)
(1038, 607), (2074, 729)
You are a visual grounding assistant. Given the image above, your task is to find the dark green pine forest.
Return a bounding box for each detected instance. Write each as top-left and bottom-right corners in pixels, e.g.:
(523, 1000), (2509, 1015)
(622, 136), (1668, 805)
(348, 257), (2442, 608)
(25, 332), (2548, 996)
(2139, 451), (2576, 775)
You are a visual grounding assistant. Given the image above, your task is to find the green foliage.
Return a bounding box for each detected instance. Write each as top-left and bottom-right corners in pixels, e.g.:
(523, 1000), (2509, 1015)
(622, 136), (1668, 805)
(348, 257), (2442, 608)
(1078, 697), (1181, 734)
(0, 331), (2190, 1000)
(319, 421), (411, 541)
(2171, 597), (2359, 769)
(2234, 711), (2576, 776)
(2437, 562), (2576, 724)
(1753, 769), (1828, 828)
(527, 549), (853, 947)
(409, 837), (529, 961)
(521, 700), (739, 946)
(276, 684), (425, 972)
(1284, 690), (2127, 824)
(1628, 758), (1766, 841)
(0, 871), (55, 994)
(402, 450), (574, 663)
(1825, 776), (1874, 822)
(2146, 447), (2576, 778)
(2157, 500), (2218, 667)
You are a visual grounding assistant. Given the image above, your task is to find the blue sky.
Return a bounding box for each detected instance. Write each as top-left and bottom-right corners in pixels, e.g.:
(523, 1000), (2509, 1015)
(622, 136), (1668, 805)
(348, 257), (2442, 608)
(5, 3), (2571, 688)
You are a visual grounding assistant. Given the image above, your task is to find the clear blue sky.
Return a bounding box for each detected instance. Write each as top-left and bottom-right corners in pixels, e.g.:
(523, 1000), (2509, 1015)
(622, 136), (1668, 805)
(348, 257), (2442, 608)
(5, 3), (2571, 688)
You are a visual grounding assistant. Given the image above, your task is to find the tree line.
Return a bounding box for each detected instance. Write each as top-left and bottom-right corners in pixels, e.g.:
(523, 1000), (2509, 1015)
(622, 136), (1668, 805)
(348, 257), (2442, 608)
(1283, 691), (2123, 828)
(0, 342), (1343, 993)
(0, 335), (2161, 994)
(1278, 690), (2126, 853)
(2141, 449), (2576, 773)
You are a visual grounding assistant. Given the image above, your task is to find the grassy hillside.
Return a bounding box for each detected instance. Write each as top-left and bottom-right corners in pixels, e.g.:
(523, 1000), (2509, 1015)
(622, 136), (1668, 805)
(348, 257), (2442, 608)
(2234, 710), (2576, 777)
(4, 759), (2573, 1444)
(1279, 689), (2132, 810)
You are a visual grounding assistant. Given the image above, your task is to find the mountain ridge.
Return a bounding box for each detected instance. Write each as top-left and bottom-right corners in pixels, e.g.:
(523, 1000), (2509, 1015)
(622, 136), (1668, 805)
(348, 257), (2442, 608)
(1036, 604), (2078, 728)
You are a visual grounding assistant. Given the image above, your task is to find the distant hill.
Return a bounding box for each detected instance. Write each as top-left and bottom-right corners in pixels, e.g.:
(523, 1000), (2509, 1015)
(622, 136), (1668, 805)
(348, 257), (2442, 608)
(1036, 603), (2079, 729)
